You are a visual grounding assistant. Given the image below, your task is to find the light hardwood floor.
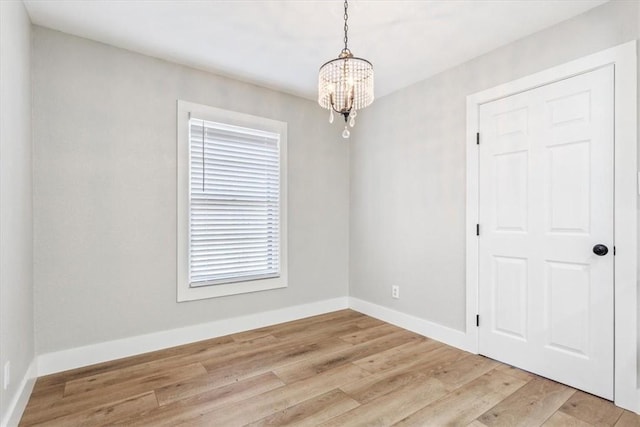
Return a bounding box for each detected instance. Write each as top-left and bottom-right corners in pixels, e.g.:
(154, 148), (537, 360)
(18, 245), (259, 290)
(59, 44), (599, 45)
(20, 310), (640, 426)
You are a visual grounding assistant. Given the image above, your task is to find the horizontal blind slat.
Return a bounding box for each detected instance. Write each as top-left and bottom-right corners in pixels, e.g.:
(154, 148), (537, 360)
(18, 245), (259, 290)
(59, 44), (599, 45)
(191, 258), (279, 271)
(191, 270), (278, 283)
(192, 265), (278, 274)
(192, 250), (274, 261)
(190, 143), (279, 161)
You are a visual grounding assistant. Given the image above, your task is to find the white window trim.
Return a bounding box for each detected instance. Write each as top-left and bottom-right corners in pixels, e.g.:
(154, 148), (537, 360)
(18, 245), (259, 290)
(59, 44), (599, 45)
(177, 100), (288, 301)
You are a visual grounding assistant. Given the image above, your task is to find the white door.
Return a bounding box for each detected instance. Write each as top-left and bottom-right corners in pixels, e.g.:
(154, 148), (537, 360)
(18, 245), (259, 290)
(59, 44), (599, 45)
(478, 65), (614, 399)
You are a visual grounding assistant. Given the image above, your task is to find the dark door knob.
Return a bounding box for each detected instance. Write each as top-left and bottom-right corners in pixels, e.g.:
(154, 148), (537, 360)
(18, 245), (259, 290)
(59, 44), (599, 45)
(593, 244), (609, 256)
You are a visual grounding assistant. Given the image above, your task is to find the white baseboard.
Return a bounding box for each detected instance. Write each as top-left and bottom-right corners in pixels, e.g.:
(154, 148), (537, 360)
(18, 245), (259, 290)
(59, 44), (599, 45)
(27, 295), (640, 416)
(37, 297), (349, 376)
(348, 297), (476, 353)
(1, 359), (37, 427)
(36, 296), (475, 384)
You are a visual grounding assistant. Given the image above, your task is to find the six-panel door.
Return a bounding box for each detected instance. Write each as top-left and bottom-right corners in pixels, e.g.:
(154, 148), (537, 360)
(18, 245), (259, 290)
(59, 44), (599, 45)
(478, 65), (614, 399)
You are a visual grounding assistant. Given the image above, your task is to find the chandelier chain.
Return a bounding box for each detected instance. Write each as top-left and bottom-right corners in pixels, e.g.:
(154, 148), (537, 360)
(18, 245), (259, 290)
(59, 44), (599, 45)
(343, 0), (349, 52)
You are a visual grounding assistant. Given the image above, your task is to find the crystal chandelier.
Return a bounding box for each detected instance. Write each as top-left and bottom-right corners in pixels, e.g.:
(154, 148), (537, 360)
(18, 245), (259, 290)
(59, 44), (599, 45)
(318, 0), (374, 139)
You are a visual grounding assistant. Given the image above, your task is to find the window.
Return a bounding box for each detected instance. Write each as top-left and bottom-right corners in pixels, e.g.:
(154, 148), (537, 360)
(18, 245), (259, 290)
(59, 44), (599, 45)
(177, 101), (287, 301)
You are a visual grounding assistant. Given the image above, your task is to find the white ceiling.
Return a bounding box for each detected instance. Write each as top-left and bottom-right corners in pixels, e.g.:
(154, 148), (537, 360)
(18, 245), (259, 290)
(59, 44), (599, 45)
(23, 0), (608, 100)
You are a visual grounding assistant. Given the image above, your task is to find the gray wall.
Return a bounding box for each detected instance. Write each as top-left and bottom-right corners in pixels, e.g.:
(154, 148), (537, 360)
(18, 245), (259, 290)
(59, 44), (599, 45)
(0, 0), (34, 418)
(32, 27), (350, 354)
(349, 0), (639, 331)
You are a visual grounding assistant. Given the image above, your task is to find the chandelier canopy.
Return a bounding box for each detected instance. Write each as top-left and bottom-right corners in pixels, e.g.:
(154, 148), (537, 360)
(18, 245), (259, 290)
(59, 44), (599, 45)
(318, 0), (374, 138)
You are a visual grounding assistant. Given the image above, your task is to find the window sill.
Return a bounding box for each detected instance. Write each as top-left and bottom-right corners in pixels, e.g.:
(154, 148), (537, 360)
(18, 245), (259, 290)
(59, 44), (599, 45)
(177, 275), (287, 302)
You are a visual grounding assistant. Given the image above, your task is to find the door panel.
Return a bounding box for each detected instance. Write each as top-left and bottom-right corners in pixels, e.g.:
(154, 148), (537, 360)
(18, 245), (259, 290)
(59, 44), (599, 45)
(545, 261), (590, 356)
(495, 151), (528, 231)
(548, 141), (591, 233)
(478, 65), (614, 399)
(493, 256), (528, 340)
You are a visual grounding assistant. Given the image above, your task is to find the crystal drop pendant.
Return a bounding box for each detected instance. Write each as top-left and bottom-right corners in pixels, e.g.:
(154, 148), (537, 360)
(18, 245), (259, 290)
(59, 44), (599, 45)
(342, 126), (350, 139)
(349, 115), (355, 127)
(352, 109), (357, 118)
(329, 109), (334, 124)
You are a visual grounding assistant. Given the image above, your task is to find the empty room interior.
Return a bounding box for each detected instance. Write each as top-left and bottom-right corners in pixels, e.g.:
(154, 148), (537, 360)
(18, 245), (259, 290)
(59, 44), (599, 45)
(3, 0), (640, 425)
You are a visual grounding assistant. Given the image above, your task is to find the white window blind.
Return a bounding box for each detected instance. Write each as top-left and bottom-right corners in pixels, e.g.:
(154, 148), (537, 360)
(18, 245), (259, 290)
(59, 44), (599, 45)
(189, 118), (281, 287)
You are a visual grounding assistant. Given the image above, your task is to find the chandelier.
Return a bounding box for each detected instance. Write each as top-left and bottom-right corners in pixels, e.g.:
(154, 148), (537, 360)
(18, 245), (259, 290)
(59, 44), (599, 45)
(318, 0), (374, 139)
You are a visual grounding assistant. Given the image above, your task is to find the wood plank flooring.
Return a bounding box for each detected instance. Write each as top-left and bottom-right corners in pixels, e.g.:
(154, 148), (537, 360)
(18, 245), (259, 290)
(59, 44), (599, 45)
(20, 310), (640, 426)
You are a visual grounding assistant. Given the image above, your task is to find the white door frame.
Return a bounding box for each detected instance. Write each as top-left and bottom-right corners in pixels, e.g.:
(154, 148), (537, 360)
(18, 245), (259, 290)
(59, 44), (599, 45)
(466, 41), (638, 412)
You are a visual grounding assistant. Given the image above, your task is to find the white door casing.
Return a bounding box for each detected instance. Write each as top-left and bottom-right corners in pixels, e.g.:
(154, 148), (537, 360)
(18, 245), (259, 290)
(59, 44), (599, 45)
(477, 66), (614, 399)
(466, 41), (637, 412)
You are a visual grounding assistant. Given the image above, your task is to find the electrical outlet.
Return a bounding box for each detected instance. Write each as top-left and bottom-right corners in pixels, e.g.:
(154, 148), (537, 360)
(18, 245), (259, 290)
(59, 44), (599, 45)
(392, 285), (400, 299)
(3, 361), (10, 390)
